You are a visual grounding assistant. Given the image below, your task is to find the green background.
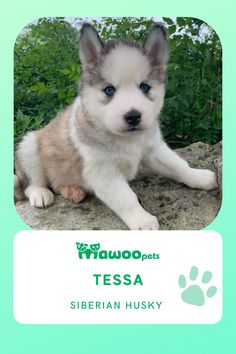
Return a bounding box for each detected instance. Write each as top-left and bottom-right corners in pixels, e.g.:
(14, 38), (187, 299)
(0, 0), (235, 353)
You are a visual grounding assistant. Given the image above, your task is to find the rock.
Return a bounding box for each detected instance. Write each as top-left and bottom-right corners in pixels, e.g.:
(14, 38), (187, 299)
(15, 141), (222, 230)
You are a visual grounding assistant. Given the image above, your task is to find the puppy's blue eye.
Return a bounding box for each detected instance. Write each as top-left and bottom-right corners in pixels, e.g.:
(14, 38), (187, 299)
(140, 83), (151, 94)
(104, 86), (116, 97)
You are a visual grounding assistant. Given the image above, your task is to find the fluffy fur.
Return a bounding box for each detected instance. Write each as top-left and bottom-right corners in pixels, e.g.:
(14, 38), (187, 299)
(15, 23), (217, 229)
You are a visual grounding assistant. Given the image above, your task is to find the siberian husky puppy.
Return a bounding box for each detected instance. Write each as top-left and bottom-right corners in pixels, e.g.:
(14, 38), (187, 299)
(15, 23), (217, 230)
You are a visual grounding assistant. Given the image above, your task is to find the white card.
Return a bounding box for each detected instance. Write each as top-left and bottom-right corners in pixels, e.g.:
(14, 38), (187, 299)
(14, 230), (222, 324)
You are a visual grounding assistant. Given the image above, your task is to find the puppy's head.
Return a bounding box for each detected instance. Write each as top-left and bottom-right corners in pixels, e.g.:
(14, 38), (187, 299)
(79, 23), (168, 136)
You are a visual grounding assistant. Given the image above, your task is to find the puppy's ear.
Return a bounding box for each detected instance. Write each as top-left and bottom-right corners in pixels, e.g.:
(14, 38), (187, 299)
(143, 24), (169, 66)
(79, 23), (103, 67)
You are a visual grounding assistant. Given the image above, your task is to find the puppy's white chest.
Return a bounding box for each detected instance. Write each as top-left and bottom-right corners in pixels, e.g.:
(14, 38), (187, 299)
(116, 145), (142, 181)
(117, 155), (139, 181)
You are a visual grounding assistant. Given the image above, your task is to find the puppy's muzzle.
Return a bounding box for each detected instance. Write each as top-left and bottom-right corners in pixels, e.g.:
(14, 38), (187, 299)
(124, 110), (141, 129)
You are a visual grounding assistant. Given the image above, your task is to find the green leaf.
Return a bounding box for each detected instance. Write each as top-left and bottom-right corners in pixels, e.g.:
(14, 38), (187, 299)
(168, 25), (176, 35)
(163, 17), (174, 26)
(176, 17), (186, 27)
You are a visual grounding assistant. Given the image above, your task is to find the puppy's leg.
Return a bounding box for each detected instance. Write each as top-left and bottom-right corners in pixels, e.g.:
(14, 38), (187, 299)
(85, 168), (159, 230)
(144, 140), (217, 190)
(58, 185), (86, 203)
(14, 174), (25, 201)
(17, 132), (54, 208)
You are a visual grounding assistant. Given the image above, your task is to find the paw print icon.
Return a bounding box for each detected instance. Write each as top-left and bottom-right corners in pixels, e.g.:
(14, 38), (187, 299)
(178, 266), (217, 306)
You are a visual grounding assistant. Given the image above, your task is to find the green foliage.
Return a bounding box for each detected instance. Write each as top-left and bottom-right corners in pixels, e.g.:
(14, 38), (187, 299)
(14, 17), (80, 140)
(162, 17), (222, 147)
(14, 111), (44, 145)
(14, 17), (222, 148)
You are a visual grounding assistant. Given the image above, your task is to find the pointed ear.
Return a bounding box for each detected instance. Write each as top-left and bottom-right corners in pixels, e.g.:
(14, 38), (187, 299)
(79, 23), (103, 67)
(143, 24), (169, 66)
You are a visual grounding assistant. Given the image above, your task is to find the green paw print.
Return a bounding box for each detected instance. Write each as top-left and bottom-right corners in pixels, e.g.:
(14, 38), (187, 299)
(179, 266), (217, 306)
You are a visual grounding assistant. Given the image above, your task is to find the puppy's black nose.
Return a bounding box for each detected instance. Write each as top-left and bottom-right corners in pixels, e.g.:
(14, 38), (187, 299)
(124, 110), (141, 127)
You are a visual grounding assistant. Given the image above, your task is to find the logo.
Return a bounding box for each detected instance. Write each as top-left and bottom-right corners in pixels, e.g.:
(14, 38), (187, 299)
(76, 242), (160, 261)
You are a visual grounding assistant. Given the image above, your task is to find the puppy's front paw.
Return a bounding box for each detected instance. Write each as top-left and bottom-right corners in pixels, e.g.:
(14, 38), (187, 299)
(183, 168), (218, 191)
(25, 186), (54, 208)
(134, 215), (159, 230)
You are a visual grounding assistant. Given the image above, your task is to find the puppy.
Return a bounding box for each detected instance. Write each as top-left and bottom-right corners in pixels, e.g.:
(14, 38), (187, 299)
(15, 23), (217, 230)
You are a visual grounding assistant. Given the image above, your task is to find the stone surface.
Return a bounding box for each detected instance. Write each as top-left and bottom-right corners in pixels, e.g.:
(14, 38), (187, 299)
(15, 141), (222, 230)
